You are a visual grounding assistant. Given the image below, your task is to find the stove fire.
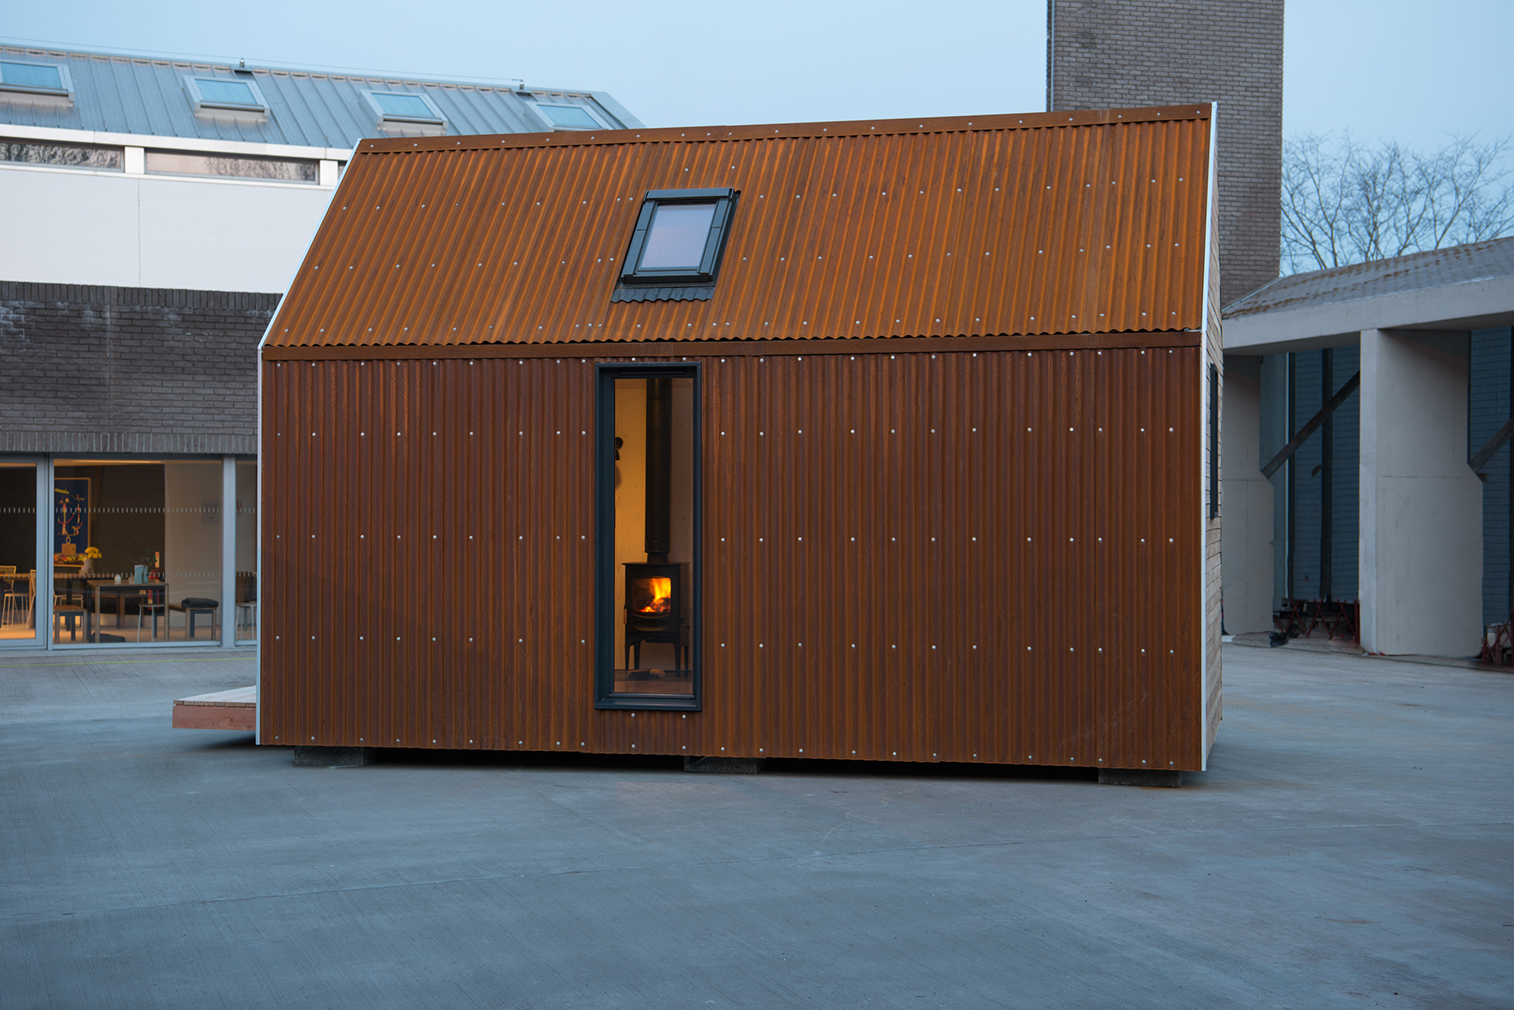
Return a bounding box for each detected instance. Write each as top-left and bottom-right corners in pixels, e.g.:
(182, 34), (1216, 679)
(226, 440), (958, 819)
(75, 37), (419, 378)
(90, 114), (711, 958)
(631, 577), (672, 614)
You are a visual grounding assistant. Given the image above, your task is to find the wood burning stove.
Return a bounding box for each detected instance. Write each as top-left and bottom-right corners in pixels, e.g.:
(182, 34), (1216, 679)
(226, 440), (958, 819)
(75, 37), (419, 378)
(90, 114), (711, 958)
(623, 561), (690, 669)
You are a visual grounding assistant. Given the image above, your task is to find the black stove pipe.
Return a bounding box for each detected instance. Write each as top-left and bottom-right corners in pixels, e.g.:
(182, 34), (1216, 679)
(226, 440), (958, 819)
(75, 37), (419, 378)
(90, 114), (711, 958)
(644, 378), (672, 563)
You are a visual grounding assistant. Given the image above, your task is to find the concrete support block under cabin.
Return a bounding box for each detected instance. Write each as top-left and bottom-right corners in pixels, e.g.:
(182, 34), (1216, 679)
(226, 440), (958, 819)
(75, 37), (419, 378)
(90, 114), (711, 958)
(684, 756), (764, 774)
(1358, 330), (1483, 656)
(293, 746), (376, 768)
(1099, 768), (1183, 787)
(1221, 356), (1276, 633)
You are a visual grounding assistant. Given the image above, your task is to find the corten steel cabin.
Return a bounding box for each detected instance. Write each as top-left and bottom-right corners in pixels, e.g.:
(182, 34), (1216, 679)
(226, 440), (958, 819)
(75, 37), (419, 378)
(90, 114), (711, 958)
(258, 104), (1223, 774)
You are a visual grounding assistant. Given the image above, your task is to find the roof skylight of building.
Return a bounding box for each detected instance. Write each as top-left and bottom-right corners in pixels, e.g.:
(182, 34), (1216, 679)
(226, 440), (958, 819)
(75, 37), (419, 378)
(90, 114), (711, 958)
(620, 188), (737, 288)
(365, 91), (445, 125)
(184, 76), (268, 114)
(0, 61), (71, 97)
(535, 103), (601, 130)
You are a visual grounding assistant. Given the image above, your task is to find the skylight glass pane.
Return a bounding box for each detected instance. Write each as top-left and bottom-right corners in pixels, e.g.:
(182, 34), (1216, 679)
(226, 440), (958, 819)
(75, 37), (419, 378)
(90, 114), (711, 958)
(196, 79), (259, 106)
(1, 62), (63, 91)
(372, 93), (436, 119)
(538, 104), (599, 129)
(640, 204), (717, 269)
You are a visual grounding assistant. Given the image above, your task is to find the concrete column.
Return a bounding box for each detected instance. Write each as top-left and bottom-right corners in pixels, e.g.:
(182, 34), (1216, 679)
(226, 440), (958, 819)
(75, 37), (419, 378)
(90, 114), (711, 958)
(1221, 355), (1274, 632)
(1358, 330), (1482, 656)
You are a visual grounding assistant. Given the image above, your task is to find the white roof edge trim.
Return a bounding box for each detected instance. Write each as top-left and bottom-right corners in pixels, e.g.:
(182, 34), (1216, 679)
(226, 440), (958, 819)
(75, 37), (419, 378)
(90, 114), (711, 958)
(0, 123), (350, 160)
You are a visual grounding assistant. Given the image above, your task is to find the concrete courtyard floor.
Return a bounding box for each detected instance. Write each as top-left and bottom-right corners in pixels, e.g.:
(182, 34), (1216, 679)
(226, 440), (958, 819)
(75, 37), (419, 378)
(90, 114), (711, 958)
(2, 645), (1510, 1009)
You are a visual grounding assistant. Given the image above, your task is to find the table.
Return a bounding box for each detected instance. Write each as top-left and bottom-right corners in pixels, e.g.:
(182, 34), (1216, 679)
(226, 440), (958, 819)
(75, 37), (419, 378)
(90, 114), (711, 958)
(88, 580), (168, 643)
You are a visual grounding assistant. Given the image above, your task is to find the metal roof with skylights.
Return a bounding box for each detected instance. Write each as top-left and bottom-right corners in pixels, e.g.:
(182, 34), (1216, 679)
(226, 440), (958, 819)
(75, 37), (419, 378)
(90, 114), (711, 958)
(0, 43), (641, 148)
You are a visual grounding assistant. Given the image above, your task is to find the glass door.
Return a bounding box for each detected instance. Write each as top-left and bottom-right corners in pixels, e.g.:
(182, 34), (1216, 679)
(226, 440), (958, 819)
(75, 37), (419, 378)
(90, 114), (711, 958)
(0, 458), (44, 648)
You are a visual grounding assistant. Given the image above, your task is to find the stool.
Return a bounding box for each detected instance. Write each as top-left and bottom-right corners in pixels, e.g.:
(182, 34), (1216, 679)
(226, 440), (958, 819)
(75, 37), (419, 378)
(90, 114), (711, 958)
(136, 587), (169, 642)
(175, 597), (220, 640)
(53, 605), (86, 643)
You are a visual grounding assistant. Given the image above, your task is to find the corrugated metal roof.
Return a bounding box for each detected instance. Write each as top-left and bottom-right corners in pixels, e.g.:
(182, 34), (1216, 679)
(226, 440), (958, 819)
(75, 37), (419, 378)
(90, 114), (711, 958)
(1224, 235), (1514, 318)
(0, 43), (638, 149)
(265, 105), (1213, 347)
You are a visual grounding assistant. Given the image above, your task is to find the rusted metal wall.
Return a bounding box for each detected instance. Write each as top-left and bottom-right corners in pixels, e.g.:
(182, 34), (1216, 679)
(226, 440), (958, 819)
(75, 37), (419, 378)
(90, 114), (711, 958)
(261, 343), (1206, 770)
(265, 107), (1212, 351)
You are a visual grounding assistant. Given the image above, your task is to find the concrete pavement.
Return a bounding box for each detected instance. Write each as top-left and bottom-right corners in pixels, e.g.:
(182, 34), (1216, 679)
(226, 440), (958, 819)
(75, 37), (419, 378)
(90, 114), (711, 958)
(2, 645), (1509, 1008)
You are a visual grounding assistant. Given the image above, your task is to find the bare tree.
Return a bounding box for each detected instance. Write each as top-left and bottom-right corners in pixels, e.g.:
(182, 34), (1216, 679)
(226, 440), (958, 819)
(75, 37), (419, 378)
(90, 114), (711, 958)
(1280, 132), (1514, 274)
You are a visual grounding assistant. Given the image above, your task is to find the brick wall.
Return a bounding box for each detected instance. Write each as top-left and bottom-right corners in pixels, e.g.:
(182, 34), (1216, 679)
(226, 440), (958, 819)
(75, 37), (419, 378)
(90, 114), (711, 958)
(0, 282), (278, 456)
(1046, 0), (1283, 306)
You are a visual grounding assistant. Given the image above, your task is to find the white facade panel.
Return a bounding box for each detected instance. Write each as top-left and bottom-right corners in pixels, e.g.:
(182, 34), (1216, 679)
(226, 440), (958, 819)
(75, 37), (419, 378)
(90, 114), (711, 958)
(1, 168), (143, 287)
(0, 165), (334, 292)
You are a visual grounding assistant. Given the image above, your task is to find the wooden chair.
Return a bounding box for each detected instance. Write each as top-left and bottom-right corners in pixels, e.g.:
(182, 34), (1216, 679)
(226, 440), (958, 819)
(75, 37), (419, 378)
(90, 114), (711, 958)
(235, 571), (256, 632)
(2, 571), (33, 627)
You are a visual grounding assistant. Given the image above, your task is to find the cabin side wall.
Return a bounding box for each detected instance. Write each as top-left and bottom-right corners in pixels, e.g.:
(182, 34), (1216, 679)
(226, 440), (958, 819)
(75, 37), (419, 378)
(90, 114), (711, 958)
(260, 345), (1206, 769)
(1202, 113), (1225, 764)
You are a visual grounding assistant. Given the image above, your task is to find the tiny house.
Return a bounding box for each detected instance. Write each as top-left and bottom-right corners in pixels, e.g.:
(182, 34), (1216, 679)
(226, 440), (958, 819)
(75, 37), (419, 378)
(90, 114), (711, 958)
(259, 105), (1222, 773)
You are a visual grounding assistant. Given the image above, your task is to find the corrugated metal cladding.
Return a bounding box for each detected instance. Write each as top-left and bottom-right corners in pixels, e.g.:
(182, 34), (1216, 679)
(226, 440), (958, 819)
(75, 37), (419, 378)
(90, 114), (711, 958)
(261, 346), (1206, 770)
(265, 106), (1212, 349)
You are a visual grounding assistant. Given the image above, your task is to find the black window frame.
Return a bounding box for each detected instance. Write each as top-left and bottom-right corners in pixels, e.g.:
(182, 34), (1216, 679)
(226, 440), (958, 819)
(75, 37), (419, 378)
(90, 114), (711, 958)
(594, 362), (703, 711)
(619, 188), (736, 286)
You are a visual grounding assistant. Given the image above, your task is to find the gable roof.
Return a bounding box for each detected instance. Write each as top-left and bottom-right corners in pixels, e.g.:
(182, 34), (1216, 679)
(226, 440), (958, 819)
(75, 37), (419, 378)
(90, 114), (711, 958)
(0, 43), (638, 150)
(264, 105), (1214, 349)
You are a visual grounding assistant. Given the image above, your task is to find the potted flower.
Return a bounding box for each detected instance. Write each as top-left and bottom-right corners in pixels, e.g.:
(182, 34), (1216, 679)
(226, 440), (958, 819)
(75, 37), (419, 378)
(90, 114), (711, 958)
(79, 546), (102, 576)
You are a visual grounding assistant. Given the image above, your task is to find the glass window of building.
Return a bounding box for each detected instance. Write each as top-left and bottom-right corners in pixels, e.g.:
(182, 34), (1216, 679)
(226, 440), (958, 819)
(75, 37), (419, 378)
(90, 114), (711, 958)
(596, 366), (701, 709)
(51, 460), (225, 646)
(145, 150), (317, 182)
(0, 462), (41, 648)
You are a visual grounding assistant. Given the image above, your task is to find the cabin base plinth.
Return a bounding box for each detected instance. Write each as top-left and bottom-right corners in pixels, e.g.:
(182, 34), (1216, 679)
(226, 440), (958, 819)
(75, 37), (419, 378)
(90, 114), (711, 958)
(684, 756), (764, 774)
(1099, 768), (1182, 787)
(293, 746), (376, 768)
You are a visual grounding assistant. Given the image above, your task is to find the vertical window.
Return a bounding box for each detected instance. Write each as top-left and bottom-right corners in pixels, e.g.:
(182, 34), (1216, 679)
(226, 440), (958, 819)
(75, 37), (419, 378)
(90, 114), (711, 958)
(595, 364), (701, 710)
(1209, 361), (1220, 519)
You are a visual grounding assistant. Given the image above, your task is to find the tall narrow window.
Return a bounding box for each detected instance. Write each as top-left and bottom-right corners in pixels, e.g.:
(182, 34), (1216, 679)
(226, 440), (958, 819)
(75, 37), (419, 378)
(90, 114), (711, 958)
(1209, 361), (1220, 519)
(595, 364), (701, 710)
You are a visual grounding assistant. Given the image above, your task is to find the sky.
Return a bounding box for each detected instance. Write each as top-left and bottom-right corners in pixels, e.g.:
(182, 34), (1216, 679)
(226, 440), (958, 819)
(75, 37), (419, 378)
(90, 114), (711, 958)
(3, 0), (1510, 155)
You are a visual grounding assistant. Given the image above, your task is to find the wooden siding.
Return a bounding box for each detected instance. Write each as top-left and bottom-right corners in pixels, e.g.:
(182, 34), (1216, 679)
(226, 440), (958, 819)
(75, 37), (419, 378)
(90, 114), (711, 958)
(1202, 116), (1224, 763)
(261, 344), (1207, 770)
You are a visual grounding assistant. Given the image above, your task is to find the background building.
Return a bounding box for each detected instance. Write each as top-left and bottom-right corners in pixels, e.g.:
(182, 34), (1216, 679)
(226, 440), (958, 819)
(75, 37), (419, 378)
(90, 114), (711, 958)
(1046, 1), (1514, 655)
(0, 43), (640, 650)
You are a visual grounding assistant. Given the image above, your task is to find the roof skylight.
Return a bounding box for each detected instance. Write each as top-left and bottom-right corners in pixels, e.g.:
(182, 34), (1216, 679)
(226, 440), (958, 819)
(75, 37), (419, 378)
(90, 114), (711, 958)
(536, 103), (601, 130)
(184, 76), (268, 114)
(620, 188), (737, 287)
(365, 91), (445, 125)
(0, 61), (71, 97)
